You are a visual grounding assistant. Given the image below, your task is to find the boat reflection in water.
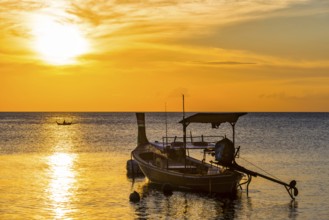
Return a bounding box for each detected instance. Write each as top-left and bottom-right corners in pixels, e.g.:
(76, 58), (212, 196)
(132, 181), (246, 220)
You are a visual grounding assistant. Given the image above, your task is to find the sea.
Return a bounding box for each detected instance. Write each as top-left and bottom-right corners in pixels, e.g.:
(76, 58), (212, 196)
(0, 112), (328, 220)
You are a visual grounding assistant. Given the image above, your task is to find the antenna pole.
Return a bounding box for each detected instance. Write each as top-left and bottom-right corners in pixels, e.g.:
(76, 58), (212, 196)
(183, 95), (185, 120)
(231, 122), (236, 147)
(165, 102), (168, 146)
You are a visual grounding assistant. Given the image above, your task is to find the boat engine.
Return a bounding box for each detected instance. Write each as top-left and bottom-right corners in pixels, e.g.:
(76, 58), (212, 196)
(214, 138), (235, 166)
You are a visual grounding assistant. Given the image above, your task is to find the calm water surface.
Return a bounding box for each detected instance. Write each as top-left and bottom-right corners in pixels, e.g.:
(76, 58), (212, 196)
(0, 112), (328, 219)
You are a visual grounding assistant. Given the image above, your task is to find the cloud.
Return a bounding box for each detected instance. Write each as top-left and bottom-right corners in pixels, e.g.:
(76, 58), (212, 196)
(66, 1), (125, 26)
(259, 92), (300, 100)
(260, 91), (329, 102)
(62, 0), (310, 42)
(183, 0), (329, 60)
(1, 1), (328, 70)
(0, 0), (46, 12)
(3, 0), (323, 65)
(192, 61), (256, 65)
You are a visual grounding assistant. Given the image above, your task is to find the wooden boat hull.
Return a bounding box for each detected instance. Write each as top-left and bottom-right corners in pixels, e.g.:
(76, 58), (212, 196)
(132, 144), (242, 194)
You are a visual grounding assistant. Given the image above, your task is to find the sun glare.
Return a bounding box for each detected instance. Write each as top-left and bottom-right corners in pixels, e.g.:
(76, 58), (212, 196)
(32, 14), (89, 65)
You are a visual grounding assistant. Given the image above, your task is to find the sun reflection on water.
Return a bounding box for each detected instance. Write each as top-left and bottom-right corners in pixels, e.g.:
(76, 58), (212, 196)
(44, 115), (81, 219)
(47, 153), (77, 219)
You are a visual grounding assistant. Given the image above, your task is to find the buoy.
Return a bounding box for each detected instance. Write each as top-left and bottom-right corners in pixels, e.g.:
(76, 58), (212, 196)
(162, 184), (173, 196)
(129, 191), (140, 202)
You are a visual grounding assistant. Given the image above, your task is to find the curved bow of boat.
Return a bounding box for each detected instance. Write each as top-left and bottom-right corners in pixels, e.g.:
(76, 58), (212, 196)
(136, 113), (149, 146)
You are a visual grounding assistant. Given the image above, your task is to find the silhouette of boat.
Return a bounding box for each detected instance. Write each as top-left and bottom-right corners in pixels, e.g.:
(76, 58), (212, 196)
(132, 112), (245, 194)
(132, 112), (298, 198)
(56, 120), (72, 125)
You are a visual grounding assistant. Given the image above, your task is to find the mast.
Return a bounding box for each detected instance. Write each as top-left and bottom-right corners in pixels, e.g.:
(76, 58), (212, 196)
(182, 95), (186, 138)
(182, 95), (187, 168)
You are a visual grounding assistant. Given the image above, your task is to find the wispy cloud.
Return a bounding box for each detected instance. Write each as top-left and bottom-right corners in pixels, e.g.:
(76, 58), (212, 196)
(1, 0), (323, 63)
(0, 0), (45, 12)
(61, 1), (306, 40)
(260, 91), (329, 102)
(192, 61), (256, 65)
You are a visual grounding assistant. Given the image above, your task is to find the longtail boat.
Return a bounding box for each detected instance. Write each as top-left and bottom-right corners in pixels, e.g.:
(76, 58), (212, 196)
(132, 112), (298, 199)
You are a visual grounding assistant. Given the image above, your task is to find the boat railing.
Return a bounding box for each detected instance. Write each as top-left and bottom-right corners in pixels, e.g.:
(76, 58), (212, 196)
(162, 135), (225, 148)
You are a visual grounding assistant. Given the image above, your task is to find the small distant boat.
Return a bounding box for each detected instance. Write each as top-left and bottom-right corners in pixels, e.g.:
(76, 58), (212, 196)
(56, 120), (72, 125)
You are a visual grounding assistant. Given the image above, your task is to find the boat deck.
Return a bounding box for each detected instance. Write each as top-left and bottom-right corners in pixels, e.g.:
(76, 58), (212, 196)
(153, 141), (216, 150)
(138, 148), (221, 175)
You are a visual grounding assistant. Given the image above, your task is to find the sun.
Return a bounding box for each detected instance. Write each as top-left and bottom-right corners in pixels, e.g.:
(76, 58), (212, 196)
(32, 14), (89, 65)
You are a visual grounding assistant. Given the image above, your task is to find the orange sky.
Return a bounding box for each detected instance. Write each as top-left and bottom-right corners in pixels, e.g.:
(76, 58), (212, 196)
(1, 0), (328, 112)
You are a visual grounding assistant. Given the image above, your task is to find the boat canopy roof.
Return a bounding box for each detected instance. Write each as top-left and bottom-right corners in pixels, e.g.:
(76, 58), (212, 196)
(179, 113), (247, 127)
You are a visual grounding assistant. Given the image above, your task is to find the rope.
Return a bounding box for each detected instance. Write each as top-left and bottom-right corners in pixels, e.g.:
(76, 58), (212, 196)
(239, 156), (283, 182)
